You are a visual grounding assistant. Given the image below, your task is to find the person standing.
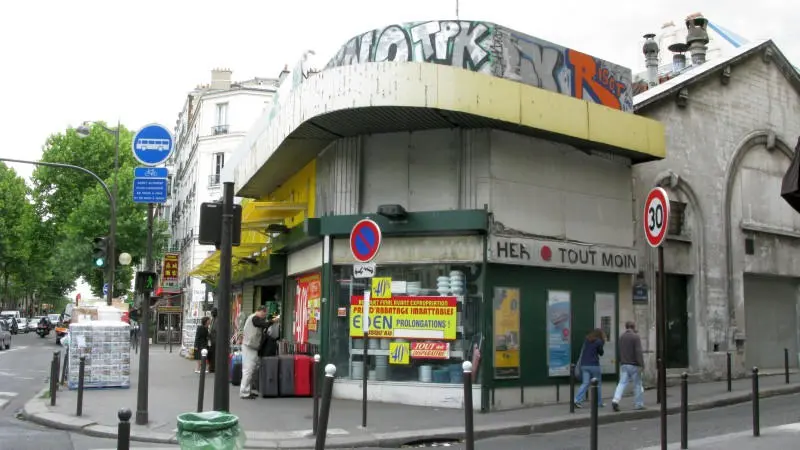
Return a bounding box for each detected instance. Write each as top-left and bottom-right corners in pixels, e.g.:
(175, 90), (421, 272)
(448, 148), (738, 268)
(574, 328), (606, 408)
(194, 317), (211, 373)
(612, 321), (645, 411)
(207, 307), (218, 373)
(239, 306), (278, 399)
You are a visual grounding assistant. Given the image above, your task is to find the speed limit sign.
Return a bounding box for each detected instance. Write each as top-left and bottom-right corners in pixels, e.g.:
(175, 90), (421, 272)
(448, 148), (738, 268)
(644, 187), (670, 247)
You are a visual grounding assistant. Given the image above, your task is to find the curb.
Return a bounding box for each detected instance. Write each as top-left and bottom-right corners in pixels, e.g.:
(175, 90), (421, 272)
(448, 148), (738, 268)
(19, 384), (800, 448)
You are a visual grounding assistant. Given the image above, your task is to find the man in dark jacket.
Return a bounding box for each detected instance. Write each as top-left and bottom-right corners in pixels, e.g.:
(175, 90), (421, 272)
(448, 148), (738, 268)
(207, 307), (218, 373)
(612, 321), (645, 411)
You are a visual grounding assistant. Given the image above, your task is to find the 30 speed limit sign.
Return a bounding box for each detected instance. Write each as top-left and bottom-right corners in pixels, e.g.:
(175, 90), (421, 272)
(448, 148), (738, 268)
(644, 187), (670, 247)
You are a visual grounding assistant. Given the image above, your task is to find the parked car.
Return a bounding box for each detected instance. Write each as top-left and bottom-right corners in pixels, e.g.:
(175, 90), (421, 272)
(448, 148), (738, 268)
(26, 317), (39, 332)
(16, 317), (28, 333)
(0, 321), (10, 350)
(47, 314), (60, 330)
(0, 316), (19, 335)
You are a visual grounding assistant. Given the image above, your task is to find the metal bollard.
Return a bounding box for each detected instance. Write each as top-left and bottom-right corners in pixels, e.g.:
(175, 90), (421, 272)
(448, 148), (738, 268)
(77, 356), (86, 416)
(61, 347), (69, 385)
(117, 408), (132, 450)
(54, 351), (61, 389)
(312, 354), (320, 436)
(197, 349), (208, 412)
(589, 378), (598, 450)
(463, 361), (475, 450)
(785, 348), (790, 384)
(752, 367), (760, 437)
(569, 363), (576, 414)
(49, 353), (58, 406)
(726, 351), (732, 392)
(680, 373), (688, 449)
(314, 364), (336, 450)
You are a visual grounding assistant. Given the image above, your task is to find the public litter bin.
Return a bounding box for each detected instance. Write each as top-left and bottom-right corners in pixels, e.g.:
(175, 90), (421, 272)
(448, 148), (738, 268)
(176, 411), (246, 450)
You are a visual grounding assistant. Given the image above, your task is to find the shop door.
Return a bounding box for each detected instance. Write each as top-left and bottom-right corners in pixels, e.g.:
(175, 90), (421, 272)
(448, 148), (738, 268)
(744, 275), (799, 369)
(665, 274), (689, 369)
(594, 293), (616, 374)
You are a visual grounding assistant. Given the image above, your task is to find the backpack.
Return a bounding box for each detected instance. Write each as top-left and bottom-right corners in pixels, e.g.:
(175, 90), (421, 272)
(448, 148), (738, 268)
(267, 322), (280, 339)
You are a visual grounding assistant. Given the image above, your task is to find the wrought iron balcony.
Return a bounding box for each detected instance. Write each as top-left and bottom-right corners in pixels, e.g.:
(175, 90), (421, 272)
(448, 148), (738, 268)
(208, 173), (221, 186)
(212, 125), (229, 135)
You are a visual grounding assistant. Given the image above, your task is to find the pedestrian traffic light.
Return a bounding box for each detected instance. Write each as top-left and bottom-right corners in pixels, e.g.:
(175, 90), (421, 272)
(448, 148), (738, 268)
(92, 236), (109, 268)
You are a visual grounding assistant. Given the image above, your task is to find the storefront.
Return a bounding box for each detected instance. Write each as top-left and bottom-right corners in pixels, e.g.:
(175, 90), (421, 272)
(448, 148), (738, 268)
(286, 241), (323, 351)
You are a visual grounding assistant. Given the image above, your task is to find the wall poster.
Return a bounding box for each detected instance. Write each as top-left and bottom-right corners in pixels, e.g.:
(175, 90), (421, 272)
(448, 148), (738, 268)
(595, 292), (617, 374)
(547, 290), (572, 377)
(493, 287), (521, 379)
(294, 273), (321, 343)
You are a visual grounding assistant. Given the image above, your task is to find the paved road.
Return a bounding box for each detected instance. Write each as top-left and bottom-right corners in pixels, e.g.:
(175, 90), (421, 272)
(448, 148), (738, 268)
(0, 330), (171, 450)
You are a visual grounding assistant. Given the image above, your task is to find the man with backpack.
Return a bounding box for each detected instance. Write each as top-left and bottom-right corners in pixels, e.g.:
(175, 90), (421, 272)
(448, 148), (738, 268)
(239, 306), (279, 399)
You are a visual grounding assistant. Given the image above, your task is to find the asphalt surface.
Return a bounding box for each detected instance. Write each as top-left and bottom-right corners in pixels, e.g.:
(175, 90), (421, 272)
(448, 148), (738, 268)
(0, 330), (171, 450)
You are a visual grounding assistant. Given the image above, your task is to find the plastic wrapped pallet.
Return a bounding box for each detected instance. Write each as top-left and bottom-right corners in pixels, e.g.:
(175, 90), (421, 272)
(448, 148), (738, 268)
(67, 320), (131, 390)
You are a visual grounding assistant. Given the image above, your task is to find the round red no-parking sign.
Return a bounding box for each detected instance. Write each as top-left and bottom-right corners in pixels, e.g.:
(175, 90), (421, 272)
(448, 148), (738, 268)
(350, 219), (382, 263)
(644, 187), (670, 247)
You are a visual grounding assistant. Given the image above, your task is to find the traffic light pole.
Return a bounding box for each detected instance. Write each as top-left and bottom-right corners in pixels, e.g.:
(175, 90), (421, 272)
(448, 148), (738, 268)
(135, 203), (154, 425)
(213, 182), (234, 412)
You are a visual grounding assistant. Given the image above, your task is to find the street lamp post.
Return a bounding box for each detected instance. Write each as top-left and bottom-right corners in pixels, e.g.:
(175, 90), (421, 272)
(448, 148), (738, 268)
(76, 121), (120, 306)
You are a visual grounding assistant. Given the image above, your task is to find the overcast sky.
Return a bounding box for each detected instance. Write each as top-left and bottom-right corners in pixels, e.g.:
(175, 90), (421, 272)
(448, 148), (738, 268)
(2, 0), (797, 300)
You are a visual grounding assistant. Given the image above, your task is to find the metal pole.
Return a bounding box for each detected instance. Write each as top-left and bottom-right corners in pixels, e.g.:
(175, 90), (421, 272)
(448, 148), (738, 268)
(77, 356), (85, 416)
(589, 378), (598, 450)
(135, 203), (154, 426)
(680, 372), (688, 449)
(198, 349), (208, 412)
(569, 363), (575, 414)
(106, 124), (120, 306)
(312, 354), (320, 436)
(117, 408), (132, 450)
(785, 348), (790, 384)
(61, 347), (69, 385)
(463, 361), (475, 450)
(54, 351), (61, 389)
(213, 182), (234, 412)
(362, 330), (368, 428)
(314, 364), (336, 450)
(656, 245), (664, 405)
(657, 245), (667, 450)
(726, 351), (732, 392)
(49, 353), (57, 406)
(658, 358), (666, 450)
(752, 367), (760, 437)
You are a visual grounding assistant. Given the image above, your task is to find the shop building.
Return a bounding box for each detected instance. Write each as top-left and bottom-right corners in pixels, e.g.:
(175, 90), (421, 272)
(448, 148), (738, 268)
(631, 16), (800, 379)
(197, 20), (665, 410)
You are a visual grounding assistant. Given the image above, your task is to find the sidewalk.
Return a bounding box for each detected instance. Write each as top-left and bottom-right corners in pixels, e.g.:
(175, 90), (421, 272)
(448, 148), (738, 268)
(22, 348), (800, 449)
(641, 422), (800, 449)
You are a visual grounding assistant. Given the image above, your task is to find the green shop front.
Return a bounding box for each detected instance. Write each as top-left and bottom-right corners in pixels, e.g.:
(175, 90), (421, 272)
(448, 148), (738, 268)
(308, 211), (638, 411)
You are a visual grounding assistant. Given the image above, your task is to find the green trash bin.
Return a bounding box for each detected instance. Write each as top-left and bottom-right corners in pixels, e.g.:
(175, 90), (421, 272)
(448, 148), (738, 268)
(176, 411), (246, 450)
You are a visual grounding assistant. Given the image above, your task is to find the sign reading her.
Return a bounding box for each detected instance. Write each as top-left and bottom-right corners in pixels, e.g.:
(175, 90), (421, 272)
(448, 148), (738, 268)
(350, 296), (458, 340)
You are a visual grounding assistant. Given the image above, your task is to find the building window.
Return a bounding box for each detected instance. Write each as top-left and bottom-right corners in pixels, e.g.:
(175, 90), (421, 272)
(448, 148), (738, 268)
(213, 103), (229, 135)
(209, 153), (224, 186)
(668, 201), (687, 236)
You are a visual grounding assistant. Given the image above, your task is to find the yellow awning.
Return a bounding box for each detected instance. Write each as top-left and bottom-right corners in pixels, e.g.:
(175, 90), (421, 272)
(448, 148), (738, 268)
(241, 201), (307, 223)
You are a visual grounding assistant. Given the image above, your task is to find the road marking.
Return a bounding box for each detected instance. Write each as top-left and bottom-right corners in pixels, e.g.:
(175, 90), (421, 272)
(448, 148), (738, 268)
(0, 392), (18, 398)
(0, 399), (8, 410)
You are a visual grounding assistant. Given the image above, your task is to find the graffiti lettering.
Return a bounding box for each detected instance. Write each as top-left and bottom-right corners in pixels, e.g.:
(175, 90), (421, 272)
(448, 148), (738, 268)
(326, 21), (632, 112)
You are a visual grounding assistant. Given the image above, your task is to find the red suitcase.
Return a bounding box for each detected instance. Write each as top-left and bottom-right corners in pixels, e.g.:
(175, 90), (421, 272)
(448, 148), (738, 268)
(293, 354), (313, 397)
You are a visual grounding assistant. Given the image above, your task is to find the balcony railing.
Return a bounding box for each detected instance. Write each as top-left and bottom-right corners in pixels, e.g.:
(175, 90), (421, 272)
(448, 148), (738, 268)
(212, 125), (229, 135)
(208, 173), (221, 186)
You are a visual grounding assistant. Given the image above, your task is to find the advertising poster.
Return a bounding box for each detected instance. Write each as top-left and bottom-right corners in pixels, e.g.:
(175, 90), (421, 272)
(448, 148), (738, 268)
(349, 296), (458, 339)
(160, 253), (181, 293)
(547, 290), (572, 377)
(493, 287), (521, 379)
(294, 274), (320, 343)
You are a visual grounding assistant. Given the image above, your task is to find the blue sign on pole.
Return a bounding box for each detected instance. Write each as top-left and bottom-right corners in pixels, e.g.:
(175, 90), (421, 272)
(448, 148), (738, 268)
(103, 283), (109, 296)
(133, 178), (168, 204)
(134, 167), (169, 178)
(132, 123), (174, 166)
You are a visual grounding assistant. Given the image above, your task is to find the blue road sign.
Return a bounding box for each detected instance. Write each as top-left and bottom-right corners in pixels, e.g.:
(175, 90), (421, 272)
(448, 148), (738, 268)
(103, 283), (109, 296)
(134, 167), (169, 178)
(132, 123), (174, 166)
(133, 178), (168, 204)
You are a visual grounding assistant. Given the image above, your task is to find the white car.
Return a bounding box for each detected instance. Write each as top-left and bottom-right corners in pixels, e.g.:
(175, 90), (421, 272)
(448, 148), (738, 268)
(16, 318), (28, 333)
(0, 321), (10, 350)
(26, 318), (39, 332)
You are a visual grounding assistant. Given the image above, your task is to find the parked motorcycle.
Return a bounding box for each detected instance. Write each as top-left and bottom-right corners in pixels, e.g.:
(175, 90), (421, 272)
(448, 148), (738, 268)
(36, 323), (50, 338)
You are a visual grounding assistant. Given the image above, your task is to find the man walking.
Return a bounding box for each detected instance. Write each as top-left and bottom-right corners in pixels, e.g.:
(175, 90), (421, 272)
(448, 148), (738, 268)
(239, 306), (278, 399)
(612, 321), (645, 411)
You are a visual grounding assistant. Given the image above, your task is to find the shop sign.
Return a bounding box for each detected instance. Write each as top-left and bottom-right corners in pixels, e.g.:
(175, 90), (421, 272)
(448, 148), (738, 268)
(488, 236), (638, 274)
(349, 296), (458, 339)
(371, 277), (392, 299)
(157, 305), (181, 314)
(632, 282), (649, 303)
(411, 342), (450, 359)
(160, 253), (181, 293)
(493, 287), (521, 379)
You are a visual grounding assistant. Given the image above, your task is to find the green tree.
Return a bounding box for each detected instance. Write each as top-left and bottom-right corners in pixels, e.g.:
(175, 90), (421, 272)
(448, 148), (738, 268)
(0, 163), (35, 308)
(31, 122), (169, 299)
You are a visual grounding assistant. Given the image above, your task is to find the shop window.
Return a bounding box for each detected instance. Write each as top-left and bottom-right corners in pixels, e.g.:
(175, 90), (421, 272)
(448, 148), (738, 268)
(329, 263), (484, 385)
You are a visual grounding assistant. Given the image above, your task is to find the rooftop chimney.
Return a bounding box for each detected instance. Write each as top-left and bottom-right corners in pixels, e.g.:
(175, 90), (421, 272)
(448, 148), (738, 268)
(642, 33), (660, 87)
(210, 68), (232, 90)
(685, 14), (709, 65)
(668, 42), (689, 73)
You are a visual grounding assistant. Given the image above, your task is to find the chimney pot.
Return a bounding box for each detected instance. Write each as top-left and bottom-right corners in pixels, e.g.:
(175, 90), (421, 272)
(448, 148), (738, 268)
(685, 14), (709, 65)
(643, 33), (660, 87)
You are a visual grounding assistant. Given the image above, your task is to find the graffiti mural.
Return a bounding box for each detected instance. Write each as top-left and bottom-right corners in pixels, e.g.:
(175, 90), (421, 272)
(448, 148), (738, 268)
(325, 21), (633, 112)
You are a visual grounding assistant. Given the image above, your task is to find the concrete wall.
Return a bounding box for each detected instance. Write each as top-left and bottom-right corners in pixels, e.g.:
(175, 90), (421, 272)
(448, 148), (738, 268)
(632, 48), (800, 376)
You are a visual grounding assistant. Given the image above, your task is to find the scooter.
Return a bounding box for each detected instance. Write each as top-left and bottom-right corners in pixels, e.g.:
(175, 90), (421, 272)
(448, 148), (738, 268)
(36, 323), (50, 338)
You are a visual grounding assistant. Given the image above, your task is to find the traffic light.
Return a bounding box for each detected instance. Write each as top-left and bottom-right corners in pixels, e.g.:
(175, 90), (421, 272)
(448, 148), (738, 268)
(92, 236), (109, 268)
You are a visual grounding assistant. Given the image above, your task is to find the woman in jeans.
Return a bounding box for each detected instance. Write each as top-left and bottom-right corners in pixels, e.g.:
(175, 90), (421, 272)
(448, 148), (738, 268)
(574, 328), (606, 408)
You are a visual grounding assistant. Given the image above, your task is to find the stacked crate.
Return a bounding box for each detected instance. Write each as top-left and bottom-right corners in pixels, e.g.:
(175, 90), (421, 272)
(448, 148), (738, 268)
(67, 321), (131, 390)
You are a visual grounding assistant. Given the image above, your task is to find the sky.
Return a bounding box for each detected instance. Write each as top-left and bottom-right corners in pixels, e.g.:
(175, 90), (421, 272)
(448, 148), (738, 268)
(1, 0), (798, 300)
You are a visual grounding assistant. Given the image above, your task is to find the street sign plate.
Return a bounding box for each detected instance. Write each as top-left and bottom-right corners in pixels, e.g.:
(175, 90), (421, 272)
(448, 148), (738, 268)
(133, 178), (168, 204)
(102, 283), (109, 296)
(353, 263), (376, 278)
(644, 187), (670, 247)
(350, 219), (382, 263)
(134, 167), (169, 178)
(132, 123), (174, 166)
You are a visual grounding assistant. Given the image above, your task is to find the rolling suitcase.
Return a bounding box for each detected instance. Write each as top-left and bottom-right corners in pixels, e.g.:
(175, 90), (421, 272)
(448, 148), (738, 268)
(278, 355), (295, 397)
(230, 353), (242, 386)
(259, 356), (280, 397)
(293, 354), (313, 397)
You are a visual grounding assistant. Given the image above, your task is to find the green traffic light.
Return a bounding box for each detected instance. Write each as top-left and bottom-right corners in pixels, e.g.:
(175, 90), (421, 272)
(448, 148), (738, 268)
(95, 258), (105, 267)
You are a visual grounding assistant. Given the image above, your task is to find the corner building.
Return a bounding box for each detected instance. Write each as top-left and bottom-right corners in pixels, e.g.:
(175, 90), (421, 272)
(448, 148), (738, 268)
(213, 20), (666, 411)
